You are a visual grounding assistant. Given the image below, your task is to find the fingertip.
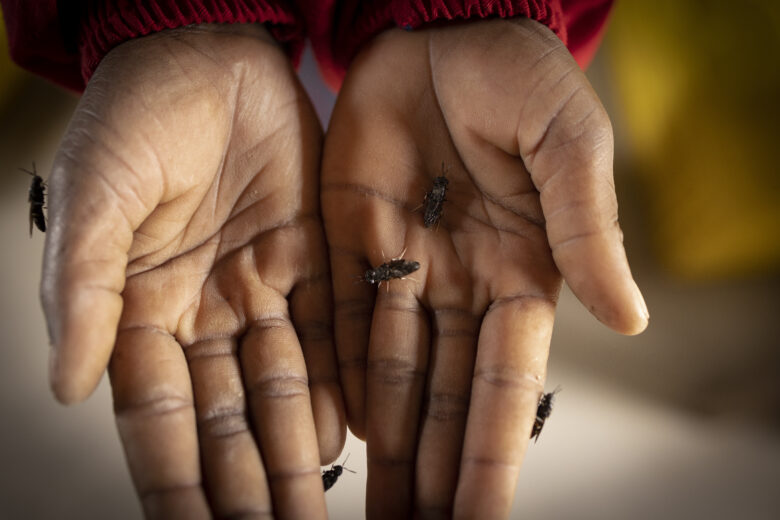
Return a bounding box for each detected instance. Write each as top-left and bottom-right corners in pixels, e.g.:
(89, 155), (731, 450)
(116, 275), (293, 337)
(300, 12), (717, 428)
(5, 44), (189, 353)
(51, 383), (92, 406)
(347, 417), (367, 442)
(318, 431), (347, 466)
(553, 231), (649, 337)
(623, 318), (649, 336)
(624, 282), (650, 335)
(604, 312), (648, 337)
(48, 320), (116, 405)
(341, 381), (367, 441)
(591, 281), (649, 336)
(312, 385), (348, 465)
(622, 291), (650, 336)
(49, 353), (99, 405)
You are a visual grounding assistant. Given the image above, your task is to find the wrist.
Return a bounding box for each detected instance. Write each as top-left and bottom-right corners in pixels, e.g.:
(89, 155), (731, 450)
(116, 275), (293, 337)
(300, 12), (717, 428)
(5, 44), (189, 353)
(94, 23), (287, 95)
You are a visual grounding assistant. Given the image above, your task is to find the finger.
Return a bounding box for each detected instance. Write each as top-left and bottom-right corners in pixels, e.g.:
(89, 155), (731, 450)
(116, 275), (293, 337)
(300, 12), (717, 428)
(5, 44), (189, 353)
(365, 287), (430, 519)
(290, 274), (347, 463)
(241, 314), (327, 520)
(414, 307), (479, 519)
(453, 295), (555, 519)
(184, 337), (272, 517)
(522, 83), (649, 335)
(328, 247), (374, 439)
(42, 158), (149, 403)
(110, 326), (209, 519)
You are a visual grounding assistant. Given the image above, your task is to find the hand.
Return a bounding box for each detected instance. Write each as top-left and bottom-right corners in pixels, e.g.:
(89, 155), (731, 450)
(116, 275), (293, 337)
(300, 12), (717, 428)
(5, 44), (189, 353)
(321, 19), (648, 519)
(41, 24), (344, 519)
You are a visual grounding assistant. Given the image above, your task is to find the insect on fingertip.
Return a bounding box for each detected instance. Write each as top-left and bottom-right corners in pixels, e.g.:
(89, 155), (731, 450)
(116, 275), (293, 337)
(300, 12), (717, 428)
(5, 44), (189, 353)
(322, 453), (356, 491)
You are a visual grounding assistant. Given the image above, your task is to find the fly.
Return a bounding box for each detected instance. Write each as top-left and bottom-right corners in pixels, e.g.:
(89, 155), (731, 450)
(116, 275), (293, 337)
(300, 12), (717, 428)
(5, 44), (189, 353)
(322, 453), (356, 491)
(363, 249), (420, 287)
(531, 387), (560, 442)
(21, 162), (46, 235)
(422, 163), (449, 228)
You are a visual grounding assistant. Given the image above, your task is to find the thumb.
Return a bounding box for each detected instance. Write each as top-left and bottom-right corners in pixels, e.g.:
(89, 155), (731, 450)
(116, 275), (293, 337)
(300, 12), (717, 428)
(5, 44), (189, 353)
(520, 73), (649, 335)
(41, 107), (155, 403)
(430, 19), (649, 335)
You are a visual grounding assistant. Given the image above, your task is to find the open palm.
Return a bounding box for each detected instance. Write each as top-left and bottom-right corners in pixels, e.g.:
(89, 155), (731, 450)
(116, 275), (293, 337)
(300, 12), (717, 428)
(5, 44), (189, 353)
(322, 19), (649, 519)
(41, 25), (344, 519)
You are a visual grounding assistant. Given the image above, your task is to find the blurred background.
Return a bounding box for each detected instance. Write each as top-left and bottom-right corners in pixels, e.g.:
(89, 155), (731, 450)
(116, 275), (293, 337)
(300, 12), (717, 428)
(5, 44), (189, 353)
(1, 1), (778, 518)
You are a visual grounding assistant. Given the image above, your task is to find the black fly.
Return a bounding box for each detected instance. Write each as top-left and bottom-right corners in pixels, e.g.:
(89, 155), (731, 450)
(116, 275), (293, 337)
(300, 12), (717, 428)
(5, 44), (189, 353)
(531, 387), (560, 442)
(21, 162), (46, 235)
(363, 250), (420, 286)
(422, 163), (449, 228)
(322, 453), (356, 491)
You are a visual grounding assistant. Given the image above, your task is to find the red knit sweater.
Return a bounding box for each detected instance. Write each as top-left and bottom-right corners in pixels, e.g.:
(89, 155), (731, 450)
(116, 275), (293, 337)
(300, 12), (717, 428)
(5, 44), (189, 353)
(0, 0), (612, 92)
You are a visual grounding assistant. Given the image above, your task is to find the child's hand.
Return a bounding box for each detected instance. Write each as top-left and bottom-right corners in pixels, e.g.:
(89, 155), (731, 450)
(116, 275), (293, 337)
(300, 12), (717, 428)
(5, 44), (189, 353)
(322, 18), (648, 518)
(40, 24), (344, 519)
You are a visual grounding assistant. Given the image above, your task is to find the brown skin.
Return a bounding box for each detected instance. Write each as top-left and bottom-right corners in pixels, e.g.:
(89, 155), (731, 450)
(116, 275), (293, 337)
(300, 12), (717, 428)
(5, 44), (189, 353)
(322, 19), (648, 519)
(39, 17), (648, 520)
(40, 25), (345, 519)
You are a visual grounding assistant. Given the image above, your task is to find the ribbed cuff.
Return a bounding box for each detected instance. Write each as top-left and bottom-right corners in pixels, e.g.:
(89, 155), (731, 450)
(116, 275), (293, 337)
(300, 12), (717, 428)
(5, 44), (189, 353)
(326, 0), (566, 88)
(394, 0), (563, 34)
(78, 0), (304, 84)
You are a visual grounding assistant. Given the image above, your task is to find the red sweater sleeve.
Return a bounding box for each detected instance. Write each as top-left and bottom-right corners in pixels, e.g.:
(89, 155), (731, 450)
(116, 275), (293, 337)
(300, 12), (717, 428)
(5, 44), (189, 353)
(560, 0), (613, 68)
(0, 0), (305, 91)
(304, 0), (613, 90)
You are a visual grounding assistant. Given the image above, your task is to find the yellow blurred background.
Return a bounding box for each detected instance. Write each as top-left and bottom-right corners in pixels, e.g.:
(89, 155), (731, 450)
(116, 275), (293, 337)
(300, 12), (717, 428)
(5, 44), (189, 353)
(1, 2), (778, 519)
(607, 0), (780, 279)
